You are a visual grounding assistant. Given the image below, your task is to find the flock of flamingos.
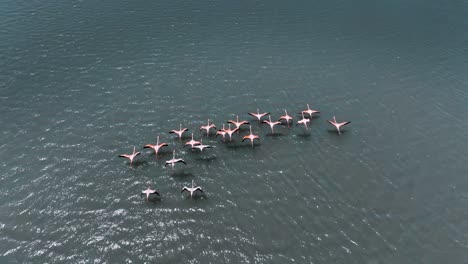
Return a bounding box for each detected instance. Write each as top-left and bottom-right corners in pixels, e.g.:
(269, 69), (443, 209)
(118, 104), (351, 202)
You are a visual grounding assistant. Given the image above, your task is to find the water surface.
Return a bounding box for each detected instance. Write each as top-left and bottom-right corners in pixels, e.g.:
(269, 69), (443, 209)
(1, 0), (468, 263)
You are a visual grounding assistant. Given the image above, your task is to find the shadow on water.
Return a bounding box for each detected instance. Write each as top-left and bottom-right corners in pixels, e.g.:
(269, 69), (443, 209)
(170, 135), (191, 142)
(180, 134), (192, 140)
(156, 150), (172, 157)
(143, 151), (172, 161)
(145, 194), (162, 203)
(236, 126), (250, 134)
(194, 155), (218, 162)
(170, 170), (194, 178)
(296, 132), (312, 138)
(183, 193), (208, 200)
(279, 122), (293, 128)
(129, 160), (149, 167)
(326, 129), (350, 135)
(224, 142), (261, 149)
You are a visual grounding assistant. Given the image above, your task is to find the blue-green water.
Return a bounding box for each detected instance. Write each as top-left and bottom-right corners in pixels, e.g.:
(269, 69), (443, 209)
(1, 0), (468, 263)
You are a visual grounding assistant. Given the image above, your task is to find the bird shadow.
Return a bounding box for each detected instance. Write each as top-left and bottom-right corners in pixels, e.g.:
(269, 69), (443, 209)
(224, 143), (260, 149)
(265, 132), (286, 137)
(279, 122), (293, 128)
(147, 195), (162, 203)
(327, 129), (349, 134)
(201, 132), (217, 138)
(129, 160), (149, 167)
(237, 127), (250, 133)
(170, 171), (194, 178)
(296, 132), (312, 138)
(184, 193), (208, 200)
(172, 134), (191, 141)
(194, 156), (218, 162)
(156, 150), (172, 157)
(145, 151), (171, 160)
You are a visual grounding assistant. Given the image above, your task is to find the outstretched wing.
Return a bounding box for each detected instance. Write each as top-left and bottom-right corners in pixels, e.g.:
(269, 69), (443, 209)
(177, 159), (187, 165)
(339, 121), (351, 126)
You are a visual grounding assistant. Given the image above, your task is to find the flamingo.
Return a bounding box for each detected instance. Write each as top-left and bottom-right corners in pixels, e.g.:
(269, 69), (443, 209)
(215, 124), (227, 141)
(181, 180), (204, 198)
(191, 139), (214, 152)
(262, 115), (281, 134)
(141, 185), (160, 202)
(143, 136), (168, 158)
(278, 109), (293, 127)
(224, 124), (238, 142)
(299, 104), (320, 118)
(327, 116), (351, 135)
(184, 133), (201, 148)
(227, 115), (249, 133)
(248, 109), (270, 122)
(165, 150), (187, 168)
(200, 119), (216, 136)
(242, 125), (260, 148)
(118, 147), (140, 165)
(296, 112), (310, 129)
(169, 124), (188, 139)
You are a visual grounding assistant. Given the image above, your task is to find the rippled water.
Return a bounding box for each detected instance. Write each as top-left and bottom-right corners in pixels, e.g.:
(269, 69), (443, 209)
(1, 0), (468, 263)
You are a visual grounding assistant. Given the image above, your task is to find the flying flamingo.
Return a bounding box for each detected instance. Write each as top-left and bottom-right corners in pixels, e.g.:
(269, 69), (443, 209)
(296, 113), (310, 129)
(278, 109), (293, 127)
(169, 124), (188, 139)
(215, 124), (227, 141)
(143, 136), (168, 158)
(200, 119), (217, 136)
(223, 124), (238, 142)
(248, 109), (270, 122)
(181, 180), (204, 198)
(191, 139), (214, 152)
(327, 116), (351, 135)
(141, 185), (160, 202)
(299, 104), (320, 118)
(262, 115), (281, 134)
(165, 150), (187, 168)
(227, 115), (249, 133)
(184, 133), (201, 149)
(242, 125), (260, 148)
(118, 147), (140, 165)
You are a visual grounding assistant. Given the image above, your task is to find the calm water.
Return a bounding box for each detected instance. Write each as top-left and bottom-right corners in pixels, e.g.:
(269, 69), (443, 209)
(1, 0), (468, 263)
